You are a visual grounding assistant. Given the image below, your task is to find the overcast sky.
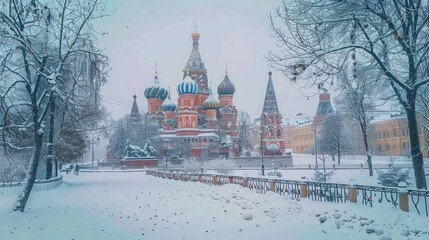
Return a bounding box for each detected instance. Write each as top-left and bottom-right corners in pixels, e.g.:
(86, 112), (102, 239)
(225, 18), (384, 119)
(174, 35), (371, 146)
(96, 0), (321, 121)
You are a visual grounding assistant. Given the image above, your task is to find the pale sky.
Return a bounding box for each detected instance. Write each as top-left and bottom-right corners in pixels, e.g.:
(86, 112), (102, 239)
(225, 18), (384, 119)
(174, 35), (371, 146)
(95, 0), (320, 121)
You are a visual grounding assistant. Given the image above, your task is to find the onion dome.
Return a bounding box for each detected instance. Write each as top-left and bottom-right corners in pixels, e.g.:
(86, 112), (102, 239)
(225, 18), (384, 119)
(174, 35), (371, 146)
(217, 74), (235, 95)
(177, 75), (198, 95)
(161, 96), (176, 112)
(203, 93), (220, 109)
(144, 76), (168, 100)
(192, 32), (200, 38)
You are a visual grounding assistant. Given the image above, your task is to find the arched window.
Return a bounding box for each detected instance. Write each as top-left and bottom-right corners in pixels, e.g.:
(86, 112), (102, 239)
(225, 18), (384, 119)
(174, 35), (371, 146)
(385, 144), (390, 151)
(376, 144), (382, 152)
(277, 129), (282, 137)
(269, 129), (274, 137)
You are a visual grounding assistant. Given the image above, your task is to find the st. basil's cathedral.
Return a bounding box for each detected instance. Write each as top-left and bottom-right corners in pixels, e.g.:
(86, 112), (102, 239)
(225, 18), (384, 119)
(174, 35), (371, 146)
(140, 25), (286, 158)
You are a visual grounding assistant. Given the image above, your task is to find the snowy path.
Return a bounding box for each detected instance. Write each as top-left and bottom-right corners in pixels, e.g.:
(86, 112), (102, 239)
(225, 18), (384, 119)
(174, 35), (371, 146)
(1, 172), (428, 240)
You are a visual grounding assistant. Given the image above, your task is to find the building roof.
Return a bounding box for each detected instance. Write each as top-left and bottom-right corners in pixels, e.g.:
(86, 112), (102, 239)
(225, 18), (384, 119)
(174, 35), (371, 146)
(144, 75), (168, 100)
(217, 74), (235, 95)
(261, 71), (280, 115)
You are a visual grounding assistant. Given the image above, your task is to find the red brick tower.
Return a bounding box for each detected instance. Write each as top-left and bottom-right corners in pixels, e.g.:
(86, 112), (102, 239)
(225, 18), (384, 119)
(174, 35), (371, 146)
(217, 70), (238, 138)
(176, 75), (199, 136)
(203, 87), (220, 129)
(313, 90), (334, 126)
(144, 72), (168, 124)
(161, 92), (176, 131)
(260, 71), (285, 156)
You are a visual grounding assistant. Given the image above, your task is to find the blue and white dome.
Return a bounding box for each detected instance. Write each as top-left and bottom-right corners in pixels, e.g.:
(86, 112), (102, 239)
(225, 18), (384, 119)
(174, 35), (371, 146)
(161, 97), (176, 112)
(144, 76), (168, 100)
(177, 76), (198, 95)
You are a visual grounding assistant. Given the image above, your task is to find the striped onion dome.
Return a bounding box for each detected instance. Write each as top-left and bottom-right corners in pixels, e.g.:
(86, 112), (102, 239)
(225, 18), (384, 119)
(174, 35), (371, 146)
(177, 75), (198, 95)
(161, 96), (176, 112)
(217, 74), (235, 95)
(203, 93), (220, 109)
(144, 76), (168, 100)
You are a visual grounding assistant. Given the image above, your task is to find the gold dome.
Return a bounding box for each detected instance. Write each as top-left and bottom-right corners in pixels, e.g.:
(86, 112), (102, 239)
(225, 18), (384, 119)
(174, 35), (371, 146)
(192, 32), (200, 38)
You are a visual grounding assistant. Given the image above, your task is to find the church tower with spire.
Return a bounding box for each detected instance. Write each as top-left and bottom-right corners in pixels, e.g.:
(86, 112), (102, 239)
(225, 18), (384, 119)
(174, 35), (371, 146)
(218, 67), (238, 139)
(129, 94), (141, 125)
(176, 75), (199, 136)
(313, 89), (334, 126)
(144, 70), (168, 124)
(184, 21), (210, 108)
(161, 89), (176, 131)
(203, 84), (220, 129)
(260, 71), (285, 156)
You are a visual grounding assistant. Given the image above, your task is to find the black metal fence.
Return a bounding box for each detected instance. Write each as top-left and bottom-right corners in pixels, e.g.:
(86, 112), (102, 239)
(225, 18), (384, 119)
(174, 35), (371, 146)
(408, 189), (429, 217)
(306, 181), (349, 203)
(355, 185), (399, 208)
(275, 179), (301, 200)
(146, 170), (429, 217)
(247, 177), (270, 194)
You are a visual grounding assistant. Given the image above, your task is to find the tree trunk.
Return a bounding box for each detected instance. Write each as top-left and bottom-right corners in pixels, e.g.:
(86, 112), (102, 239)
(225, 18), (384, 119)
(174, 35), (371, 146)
(406, 92), (427, 189)
(367, 154), (373, 177)
(46, 93), (55, 179)
(360, 123), (373, 176)
(337, 149), (341, 165)
(13, 133), (44, 212)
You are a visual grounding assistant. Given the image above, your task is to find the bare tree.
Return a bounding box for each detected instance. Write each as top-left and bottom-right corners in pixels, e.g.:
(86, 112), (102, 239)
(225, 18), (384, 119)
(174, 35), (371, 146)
(336, 62), (382, 176)
(237, 111), (252, 156)
(318, 114), (353, 165)
(0, 0), (108, 211)
(269, 0), (429, 189)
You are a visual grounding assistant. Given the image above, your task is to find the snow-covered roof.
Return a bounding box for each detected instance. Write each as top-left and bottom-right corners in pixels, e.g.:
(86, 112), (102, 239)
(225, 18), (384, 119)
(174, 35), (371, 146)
(369, 115), (406, 124)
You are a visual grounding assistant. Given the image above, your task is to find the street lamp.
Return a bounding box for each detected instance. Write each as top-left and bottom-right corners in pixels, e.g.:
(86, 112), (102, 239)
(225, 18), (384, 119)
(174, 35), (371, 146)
(259, 128), (265, 176)
(297, 113), (318, 167)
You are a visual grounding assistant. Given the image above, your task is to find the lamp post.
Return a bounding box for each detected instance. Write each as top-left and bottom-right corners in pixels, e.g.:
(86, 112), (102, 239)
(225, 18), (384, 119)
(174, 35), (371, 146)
(259, 129), (265, 176)
(297, 113), (318, 167)
(314, 125), (318, 167)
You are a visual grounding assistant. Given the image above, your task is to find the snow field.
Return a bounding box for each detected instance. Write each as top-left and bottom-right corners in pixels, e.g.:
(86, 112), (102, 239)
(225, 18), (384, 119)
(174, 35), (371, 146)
(0, 172), (428, 240)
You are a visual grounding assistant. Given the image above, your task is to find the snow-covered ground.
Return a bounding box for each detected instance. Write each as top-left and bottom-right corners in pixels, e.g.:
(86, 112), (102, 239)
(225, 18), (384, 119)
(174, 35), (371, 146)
(1, 172), (428, 240)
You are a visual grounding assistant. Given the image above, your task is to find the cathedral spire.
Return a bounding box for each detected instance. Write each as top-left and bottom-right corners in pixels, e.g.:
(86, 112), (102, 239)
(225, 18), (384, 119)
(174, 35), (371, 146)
(130, 94), (141, 123)
(187, 23), (203, 70)
(262, 71), (279, 114)
(184, 22), (208, 94)
(155, 62), (158, 78)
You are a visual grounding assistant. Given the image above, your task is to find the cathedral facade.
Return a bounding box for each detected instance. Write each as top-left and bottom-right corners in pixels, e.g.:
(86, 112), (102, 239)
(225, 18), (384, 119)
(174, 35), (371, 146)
(144, 27), (238, 158)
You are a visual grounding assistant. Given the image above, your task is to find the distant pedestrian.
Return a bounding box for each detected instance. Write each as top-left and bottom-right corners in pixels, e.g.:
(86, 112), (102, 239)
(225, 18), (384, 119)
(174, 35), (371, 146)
(74, 164), (80, 175)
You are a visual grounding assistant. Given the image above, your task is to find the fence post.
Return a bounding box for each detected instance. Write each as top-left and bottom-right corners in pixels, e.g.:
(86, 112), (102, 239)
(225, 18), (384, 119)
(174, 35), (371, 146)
(242, 178), (249, 188)
(269, 180), (275, 192)
(300, 182), (308, 198)
(212, 175), (218, 185)
(398, 183), (409, 212)
(229, 176), (234, 184)
(198, 174), (202, 182)
(349, 185), (357, 203)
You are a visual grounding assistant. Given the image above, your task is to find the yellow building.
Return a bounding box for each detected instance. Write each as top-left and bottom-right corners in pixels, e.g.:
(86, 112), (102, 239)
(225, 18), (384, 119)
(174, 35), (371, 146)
(289, 123), (314, 154)
(370, 116), (429, 158)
